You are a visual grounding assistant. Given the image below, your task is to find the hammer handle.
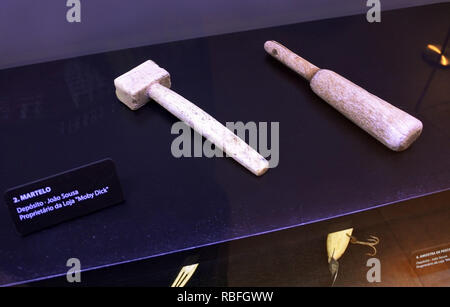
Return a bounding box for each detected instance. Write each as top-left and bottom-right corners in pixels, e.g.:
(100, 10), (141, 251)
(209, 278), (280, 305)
(264, 40), (319, 81)
(148, 83), (269, 176)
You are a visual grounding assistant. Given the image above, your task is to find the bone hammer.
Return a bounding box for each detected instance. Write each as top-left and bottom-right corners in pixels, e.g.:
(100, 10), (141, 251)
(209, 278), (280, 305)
(114, 60), (269, 176)
(265, 41), (423, 151)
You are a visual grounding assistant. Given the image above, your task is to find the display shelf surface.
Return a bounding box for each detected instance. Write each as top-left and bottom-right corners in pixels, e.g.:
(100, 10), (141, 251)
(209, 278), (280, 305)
(0, 4), (449, 286)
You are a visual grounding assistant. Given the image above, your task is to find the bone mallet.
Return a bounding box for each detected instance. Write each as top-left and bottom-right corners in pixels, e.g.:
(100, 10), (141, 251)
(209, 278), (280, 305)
(114, 60), (269, 176)
(264, 41), (423, 151)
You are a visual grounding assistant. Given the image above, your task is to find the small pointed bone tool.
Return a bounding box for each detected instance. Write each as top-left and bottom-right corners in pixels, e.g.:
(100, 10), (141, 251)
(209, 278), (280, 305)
(265, 41), (423, 151)
(114, 60), (269, 176)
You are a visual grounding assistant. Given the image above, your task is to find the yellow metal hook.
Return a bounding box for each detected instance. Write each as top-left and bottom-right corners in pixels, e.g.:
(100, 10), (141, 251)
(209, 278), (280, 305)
(347, 234), (380, 256)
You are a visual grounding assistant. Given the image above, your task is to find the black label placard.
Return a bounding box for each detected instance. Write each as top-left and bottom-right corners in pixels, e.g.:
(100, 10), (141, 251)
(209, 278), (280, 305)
(4, 159), (124, 235)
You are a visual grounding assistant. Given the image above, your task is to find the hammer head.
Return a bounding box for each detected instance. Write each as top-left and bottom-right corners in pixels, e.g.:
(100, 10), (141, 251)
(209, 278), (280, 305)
(114, 60), (171, 110)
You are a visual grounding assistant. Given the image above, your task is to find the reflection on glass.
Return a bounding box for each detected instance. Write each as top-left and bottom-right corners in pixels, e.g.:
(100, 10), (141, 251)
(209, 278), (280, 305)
(426, 44), (449, 67)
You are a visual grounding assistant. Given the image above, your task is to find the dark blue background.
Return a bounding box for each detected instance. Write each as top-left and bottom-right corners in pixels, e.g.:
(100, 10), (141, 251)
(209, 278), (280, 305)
(0, 0), (442, 69)
(0, 4), (449, 286)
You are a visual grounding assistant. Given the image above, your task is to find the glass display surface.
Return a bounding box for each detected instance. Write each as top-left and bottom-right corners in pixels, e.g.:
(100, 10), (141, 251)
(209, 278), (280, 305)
(0, 4), (449, 286)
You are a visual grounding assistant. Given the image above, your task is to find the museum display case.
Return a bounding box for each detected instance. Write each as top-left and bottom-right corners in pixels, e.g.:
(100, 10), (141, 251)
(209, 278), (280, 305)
(0, 1), (448, 288)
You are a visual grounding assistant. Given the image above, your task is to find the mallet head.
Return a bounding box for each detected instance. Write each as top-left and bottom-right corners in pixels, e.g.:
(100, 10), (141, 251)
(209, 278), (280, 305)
(114, 60), (171, 110)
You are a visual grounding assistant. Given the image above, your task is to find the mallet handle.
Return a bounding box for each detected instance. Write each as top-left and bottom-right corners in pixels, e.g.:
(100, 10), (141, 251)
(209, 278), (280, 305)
(148, 83), (269, 176)
(264, 40), (423, 151)
(264, 41), (319, 81)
